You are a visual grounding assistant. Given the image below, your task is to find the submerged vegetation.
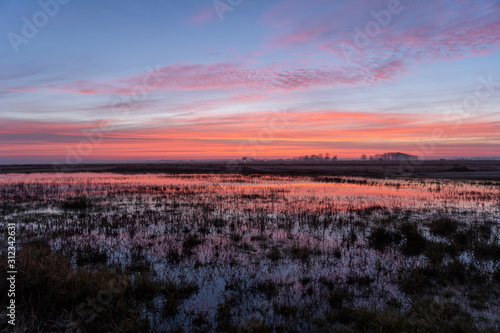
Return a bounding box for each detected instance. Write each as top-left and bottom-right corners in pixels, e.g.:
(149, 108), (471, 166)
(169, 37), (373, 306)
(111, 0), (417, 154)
(0, 173), (499, 332)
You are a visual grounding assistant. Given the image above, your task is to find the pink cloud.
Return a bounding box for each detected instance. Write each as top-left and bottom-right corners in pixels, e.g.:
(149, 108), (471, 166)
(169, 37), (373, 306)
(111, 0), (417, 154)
(0, 119), (106, 135)
(39, 58), (403, 98)
(264, 0), (500, 69)
(10, 1), (500, 104)
(2, 110), (498, 160)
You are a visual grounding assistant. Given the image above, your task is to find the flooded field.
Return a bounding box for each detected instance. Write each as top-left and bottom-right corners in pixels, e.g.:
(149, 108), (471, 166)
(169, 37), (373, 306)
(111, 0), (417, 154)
(1, 173), (500, 332)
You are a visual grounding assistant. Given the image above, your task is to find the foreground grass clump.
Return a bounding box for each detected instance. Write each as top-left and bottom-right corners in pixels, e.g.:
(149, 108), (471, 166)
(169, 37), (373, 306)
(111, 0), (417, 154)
(367, 226), (402, 251)
(61, 197), (92, 210)
(290, 245), (321, 261)
(75, 245), (109, 266)
(400, 222), (427, 256)
(397, 259), (491, 296)
(428, 216), (459, 237)
(315, 298), (494, 333)
(0, 201), (22, 215)
(267, 247), (282, 261)
(161, 278), (200, 316)
(0, 240), (148, 332)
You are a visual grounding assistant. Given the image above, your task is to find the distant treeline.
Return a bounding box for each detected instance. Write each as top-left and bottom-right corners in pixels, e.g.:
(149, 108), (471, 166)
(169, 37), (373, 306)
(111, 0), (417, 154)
(293, 153), (338, 161)
(361, 152), (418, 161)
(292, 152), (418, 161)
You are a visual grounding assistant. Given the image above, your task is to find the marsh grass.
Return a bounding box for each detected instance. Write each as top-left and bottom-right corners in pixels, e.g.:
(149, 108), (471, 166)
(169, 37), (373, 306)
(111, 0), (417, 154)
(0, 240), (148, 332)
(367, 226), (402, 251)
(315, 298), (491, 333)
(61, 197), (92, 210)
(267, 247), (281, 261)
(428, 216), (460, 237)
(400, 222), (427, 256)
(290, 245), (321, 261)
(0, 173), (498, 331)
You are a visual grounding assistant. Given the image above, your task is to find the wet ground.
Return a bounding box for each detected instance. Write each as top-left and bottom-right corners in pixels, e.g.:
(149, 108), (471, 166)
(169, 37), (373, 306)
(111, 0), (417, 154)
(1, 173), (499, 331)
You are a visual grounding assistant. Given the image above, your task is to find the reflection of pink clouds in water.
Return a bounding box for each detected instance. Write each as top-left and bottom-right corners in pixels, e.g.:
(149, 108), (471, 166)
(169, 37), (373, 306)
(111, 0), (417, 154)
(3, 172), (499, 324)
(1, 173), (497, 213)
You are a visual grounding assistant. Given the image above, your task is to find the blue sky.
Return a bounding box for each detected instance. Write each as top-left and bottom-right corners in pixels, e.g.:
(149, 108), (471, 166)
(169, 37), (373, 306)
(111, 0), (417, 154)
(1, 0), (499, 163)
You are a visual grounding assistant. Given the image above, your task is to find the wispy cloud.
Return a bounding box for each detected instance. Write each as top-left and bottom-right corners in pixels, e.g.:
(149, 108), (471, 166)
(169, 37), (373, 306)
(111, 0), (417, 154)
(2, 0), (499, 162)
(17, 0), (498, 102)
(2, 110), (498, 160)
(26, 59), (406, 99)
(264, 0), (500, 69)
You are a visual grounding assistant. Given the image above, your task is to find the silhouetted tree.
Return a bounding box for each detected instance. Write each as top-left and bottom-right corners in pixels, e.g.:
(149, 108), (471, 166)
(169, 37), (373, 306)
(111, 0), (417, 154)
(295, 153), (337, 161)
(364, 152), (417, 161)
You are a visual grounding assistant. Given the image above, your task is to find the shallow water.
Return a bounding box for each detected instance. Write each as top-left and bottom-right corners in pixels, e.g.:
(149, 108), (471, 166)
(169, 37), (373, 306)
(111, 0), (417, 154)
(1, 173), (499, 329)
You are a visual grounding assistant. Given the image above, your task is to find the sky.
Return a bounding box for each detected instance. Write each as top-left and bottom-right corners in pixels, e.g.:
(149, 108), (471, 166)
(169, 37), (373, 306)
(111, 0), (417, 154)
(0, 0), (499, 163)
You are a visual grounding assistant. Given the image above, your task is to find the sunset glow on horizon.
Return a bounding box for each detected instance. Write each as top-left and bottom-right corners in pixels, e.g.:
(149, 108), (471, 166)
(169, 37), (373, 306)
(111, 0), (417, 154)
(1, 0), (499, 163)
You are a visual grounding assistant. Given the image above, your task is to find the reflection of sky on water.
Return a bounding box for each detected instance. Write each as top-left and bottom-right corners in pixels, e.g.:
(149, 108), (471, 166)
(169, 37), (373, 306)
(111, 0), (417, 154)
(1, 173), (499, 327)
(1, 173), (499, 213)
